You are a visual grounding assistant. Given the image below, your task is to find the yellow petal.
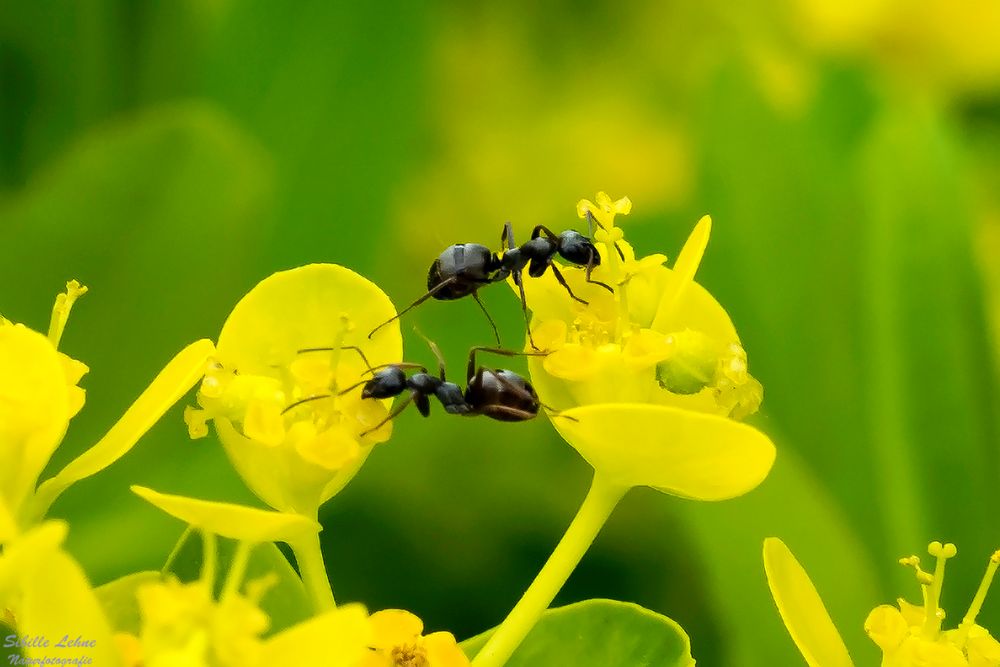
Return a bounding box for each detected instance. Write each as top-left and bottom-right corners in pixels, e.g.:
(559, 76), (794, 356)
(215, 264), (401, 377)
(651, 215), (712, 332)
(543, 345), (602, 382)
(261, 603), (372, 665)
(864, 605), (909, 652)
(0, 522), (120, 666)
(622, 329), (671, 370)
(553, 404), (774, 499)
(370, 609), (424, 648)
(294, 425), (360, 471)
(896, 598), (925, 627)
(130, 486), (320, 543)
(216, 417), (353, 515)
(424, 631), (471, 667)
(0, 497), (16, 543)
(17, 551), (123, 666)
(763, 537), (854, 667)
(0, 324), (70, 513)
(29, 339), (216, 521)
(967, 629), (1000, 667)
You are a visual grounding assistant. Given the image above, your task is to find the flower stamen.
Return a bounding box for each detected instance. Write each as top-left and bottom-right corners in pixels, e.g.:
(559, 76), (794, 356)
(922, 541), (957, 637)
(954, 549), (1000, 645)
(47, 280), (87, 349)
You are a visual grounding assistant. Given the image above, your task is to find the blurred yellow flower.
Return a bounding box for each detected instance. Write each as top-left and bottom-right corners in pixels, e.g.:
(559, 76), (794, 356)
(521, 192), (774, 500)
(184, 264), (402, 517)
(764, 537), (1000, 667)
(792, 0), (1000, 93)
(361, 609), (470, 667)
(0, 498), (123, 667)
(1, 281), (213, 526)
(114, 517), (372, 667)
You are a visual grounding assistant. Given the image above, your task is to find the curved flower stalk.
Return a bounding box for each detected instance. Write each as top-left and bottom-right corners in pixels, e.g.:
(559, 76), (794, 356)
(0, 280), (214, 527)
(183, 264), (403, 519)
(474, 193), (775, 667)
(764, 537), (1000, 667)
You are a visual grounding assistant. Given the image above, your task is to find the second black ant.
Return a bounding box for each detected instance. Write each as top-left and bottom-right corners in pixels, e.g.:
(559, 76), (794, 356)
(283, 342), (572, 435)
(368, 212), (623, 348)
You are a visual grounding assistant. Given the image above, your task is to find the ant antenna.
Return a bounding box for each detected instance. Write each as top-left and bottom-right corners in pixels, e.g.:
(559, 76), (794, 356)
(297, 345), (374, 372)
(368, 277), (459, 340)
(281, 393), (333, 415)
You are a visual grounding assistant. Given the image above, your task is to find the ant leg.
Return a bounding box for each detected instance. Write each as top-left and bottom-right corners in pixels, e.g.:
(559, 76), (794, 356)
(549, 264), (588, 305)
(502, 220), (516, 251)
(511, 269), (539, 350)
(361, 391), (417, 437)
(368, 276), (458, 339)
(282, 393), (333, 415)
(530, 224), (559, 241)
(546, 408), (580, 423)
(476, 404), (540, 422)
(586, 210), (626, 261)
(471, 290), (502, 346)
(467, 346), (550, 377)
(584, 248), (614, 294)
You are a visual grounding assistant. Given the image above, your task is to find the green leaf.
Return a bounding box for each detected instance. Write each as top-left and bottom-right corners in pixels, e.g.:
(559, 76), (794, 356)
(461, 599), (695, 667)
(163, 529), (310, 634)
(94, 571), (162, 636)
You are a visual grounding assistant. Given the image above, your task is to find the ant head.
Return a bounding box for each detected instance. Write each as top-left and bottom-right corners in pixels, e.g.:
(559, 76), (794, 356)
(558, 230), (600, 267)
(361, 366), (407, 399)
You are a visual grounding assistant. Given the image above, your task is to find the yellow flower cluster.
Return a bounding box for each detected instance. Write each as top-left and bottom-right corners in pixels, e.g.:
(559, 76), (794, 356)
(183, 264), (402, 517)
(520, 192), (773, 501)
(766, 538), (1000, 667)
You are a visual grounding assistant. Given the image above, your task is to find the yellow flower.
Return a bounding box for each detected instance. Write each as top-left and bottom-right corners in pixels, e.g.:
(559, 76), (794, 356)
(361, 609), (470, 667)
(185, 264), (402, 517)
(764, 537), (1000, 667)
(791, 0), (1000, 94)
(520, 193), (774, 500)
(0, 497), (124, 666)
(113, 518), (372, 667)
(1, 281), (213, 526)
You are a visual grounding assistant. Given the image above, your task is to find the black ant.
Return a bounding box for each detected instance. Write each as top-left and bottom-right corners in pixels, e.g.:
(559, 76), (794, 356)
(283, 342), (570, 435)
(368, 213), (624, 348)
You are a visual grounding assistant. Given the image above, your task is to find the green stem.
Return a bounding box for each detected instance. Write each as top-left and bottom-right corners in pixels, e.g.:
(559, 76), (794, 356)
(221, 541), (253, 601)
(472, 474), (628, 667)
(291, 531), (337, 612)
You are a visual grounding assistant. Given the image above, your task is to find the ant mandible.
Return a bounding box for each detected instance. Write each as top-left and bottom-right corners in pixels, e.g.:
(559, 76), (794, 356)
(283, 342), (567, 435)
(368, 212), (624, 348)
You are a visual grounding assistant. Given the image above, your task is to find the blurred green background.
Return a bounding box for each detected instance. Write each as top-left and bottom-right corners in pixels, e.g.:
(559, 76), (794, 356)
(2, 1), (999, 665)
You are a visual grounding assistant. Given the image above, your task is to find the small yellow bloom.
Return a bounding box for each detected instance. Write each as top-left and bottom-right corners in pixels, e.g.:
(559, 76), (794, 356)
(519, 193), (774, 500)
(186, 264), (402, 516)
(361, 609), (470, 667)
(0, 499), (123, 666)
(764, 537), (1000, 667)
(2, 282), (213, 525)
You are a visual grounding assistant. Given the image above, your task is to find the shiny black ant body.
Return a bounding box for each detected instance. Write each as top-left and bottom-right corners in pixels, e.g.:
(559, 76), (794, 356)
(284, 343), (562, 435)
(368, 213), (623, 347)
